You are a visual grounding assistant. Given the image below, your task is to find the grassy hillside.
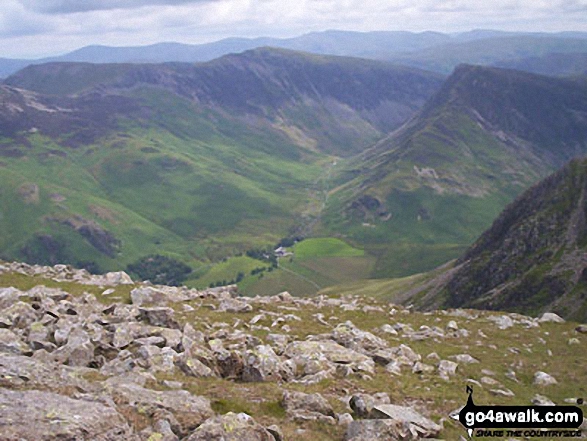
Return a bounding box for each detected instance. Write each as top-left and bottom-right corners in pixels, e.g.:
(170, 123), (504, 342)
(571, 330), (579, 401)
(0, 49), (444, 289)
(321, 65), (587, 279)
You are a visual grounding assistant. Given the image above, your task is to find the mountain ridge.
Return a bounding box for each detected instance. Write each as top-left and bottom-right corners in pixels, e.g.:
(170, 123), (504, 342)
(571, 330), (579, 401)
(320, 64), (587, 278)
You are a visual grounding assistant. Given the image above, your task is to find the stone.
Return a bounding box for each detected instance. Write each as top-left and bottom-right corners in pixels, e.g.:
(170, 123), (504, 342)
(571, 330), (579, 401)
(0, 287), (23, 309)
(185, 412), (274, 441)
(370, 404), (442, 438)
(532, 394), (556, 406)
(282, 390), (336, 424)
(131, 286), (172, 306)
(534, 371), (557, 386)
(50, 327), (95, 367)
(373, 344), (421, 367)
(331, 321), (387, 354)
(218, 298), (253, 313)
(138, 345), (177, 373)
(266, 424), (284, 441)
(337, 413), (354, 426)
(488, 315), (514, 330)
(575, 325), (587, 334)
(0, 388), (137, 440)
(0, 329), (31, 355)
(344, 419), (417, 441)
(349, 393), (390, 418)
(176, 354), (215, 377)
(446, 320), (459, 331)
(139, 307), (180, 329)
(490, 388), (515, 397)
(242, 344), (290, 382)
(0, 354), (93, 392)
(285, 340), (375, 376)
(538, 312), (565, 323)
(450, 354), (480, 364)
(110, 383), (213, 438)
(438, 360), (458, 380)
(412, 362), (435, 374)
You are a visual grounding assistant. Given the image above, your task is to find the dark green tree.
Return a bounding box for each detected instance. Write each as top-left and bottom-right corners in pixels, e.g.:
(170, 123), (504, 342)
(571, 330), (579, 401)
(127, 254), (192, 286)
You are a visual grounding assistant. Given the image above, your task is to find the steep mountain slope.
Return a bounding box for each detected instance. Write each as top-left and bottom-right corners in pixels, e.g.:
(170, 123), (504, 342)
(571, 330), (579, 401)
(5, 49), (443, 155)
(0, 49), (442, 274)
(322, 65), (587, 278)
(440, 157), (587, 321)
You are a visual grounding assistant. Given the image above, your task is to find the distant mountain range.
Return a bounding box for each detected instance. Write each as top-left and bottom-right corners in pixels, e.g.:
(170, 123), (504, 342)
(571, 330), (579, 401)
(2, 29), (587, 78)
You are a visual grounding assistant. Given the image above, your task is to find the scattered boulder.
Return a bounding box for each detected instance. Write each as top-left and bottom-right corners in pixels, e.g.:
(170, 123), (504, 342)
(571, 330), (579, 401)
(538, 312), (565, 323)
(438, 360), (458, 380)
(109, 383), (213, 438)
(282, 390), (336, 424)
(331, 321), (387, 354)
(285, 340), (374, 377)
(532, 394), (556, 406)
(242, 344), (290, 382)
(349, 392), (391, 418)
(185, 412), (274, 441)
(370, 404), (442, 438)
(488, 315), (514, 330)
(0, 388), (137, 440)
(534, 371), (558, 386)
(344, 419), (419, 441)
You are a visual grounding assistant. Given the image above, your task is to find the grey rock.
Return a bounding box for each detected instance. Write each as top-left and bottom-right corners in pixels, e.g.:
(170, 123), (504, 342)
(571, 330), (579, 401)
(488, 315), (514, 330)
(538, 312), (565, 323)
(0, 354), (93, 392)
(176, 353), (215, 377)
(0, 287), (23, 309)
(349, 392), (391, 418)
(344, 419), (415, 441)
(0, 329), (31, 355)
(412, 361), (435, 374)
(185, 412), (274, 441)
(450, 354), (480, 364)
(534, 371), (557, 386)
(267, 424), (284, 441)
(438, 359), (458, 380)
(139, 307), (180, 329)
(575, 325), (587, 334)
(282, 390), (336, 424)
(110, 382), (213, 438)
(242, 344), (290, 382)
(218, 298), (253, 313)
(0, 388), (137, 440)
(131, 286), (172, 306)
(532, 394), (556, 406)
(285, 340), (375, 376)
(370, 404), (442, 438)
(331, 321), (387, 353)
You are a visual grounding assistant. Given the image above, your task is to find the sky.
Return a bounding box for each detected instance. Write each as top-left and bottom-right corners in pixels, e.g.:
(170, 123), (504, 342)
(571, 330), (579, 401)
(1, 0), (587, 59)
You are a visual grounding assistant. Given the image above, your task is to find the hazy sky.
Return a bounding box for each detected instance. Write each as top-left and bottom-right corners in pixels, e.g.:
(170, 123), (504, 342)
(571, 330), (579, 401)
(2, 0), (587, 58)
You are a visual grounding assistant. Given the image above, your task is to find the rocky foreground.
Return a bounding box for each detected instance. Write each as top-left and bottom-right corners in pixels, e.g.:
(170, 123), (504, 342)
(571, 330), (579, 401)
(0, 261), (586, 440)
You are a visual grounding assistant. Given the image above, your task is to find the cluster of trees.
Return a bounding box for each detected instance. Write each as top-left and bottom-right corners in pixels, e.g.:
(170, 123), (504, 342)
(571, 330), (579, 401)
(127, 254), (192, 286)
(208, 271), (245, 288)
(276, 236), (304, 248)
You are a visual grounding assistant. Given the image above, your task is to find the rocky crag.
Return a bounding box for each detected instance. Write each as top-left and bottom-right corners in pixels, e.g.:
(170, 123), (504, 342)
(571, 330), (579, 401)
(0, 261), (586, 440)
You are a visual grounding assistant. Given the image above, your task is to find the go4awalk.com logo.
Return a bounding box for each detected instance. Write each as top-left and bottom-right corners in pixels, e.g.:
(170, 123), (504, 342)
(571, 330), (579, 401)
(454, 386), (584, 438)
